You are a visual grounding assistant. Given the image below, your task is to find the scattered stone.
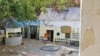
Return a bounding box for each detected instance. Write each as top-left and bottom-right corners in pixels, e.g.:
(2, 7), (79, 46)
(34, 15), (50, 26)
(21, 43), (24, 45)
(29, 45), (32, 47)
(45, 55), (52, 56)
(2, 49), (6, 51)
(21, 52), (27, 55)
(9, 49), (13, 52)
(24, 47), (27, 49)
(68, 51), (73, 54)
(18, 54), (22, 56)
(61, 53), (65, 56)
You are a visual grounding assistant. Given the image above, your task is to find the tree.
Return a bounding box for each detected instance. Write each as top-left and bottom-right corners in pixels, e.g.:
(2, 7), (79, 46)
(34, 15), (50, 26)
(0, 0), (79, 21)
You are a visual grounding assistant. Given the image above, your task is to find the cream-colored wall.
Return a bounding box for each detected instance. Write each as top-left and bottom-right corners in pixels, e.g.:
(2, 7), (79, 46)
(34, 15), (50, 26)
(6, 28), (21, 38)
(81, 0), (100, 56)
(39, 26), (65, 41)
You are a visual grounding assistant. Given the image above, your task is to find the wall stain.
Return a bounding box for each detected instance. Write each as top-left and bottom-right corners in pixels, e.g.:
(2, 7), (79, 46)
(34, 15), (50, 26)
(81, 26), (95, 51)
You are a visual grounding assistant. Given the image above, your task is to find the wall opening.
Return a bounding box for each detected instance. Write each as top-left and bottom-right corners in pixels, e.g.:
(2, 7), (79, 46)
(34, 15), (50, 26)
(46, 30), (54, 42)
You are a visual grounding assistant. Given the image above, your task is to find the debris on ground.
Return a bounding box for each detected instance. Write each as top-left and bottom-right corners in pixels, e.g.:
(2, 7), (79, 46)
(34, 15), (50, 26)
(2, 49), (6, 52)
(9, 49), (13, 52)
(24, 46), (27, 49)
(61, 53), (66, 56)
(21, 52), (27, 55)
(21, 43), (24, 45)
(29, 45), (32, 47)
(68, 51), (73, 54)
(0, 39), (79, 56)
(18, 54), (22, 56)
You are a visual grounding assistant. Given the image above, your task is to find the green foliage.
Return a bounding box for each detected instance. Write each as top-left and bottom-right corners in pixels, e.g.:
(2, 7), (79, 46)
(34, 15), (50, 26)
(0, 0), (78, 21)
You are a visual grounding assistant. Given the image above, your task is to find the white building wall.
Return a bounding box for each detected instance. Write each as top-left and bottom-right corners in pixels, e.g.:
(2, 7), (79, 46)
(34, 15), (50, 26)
(39, 21), (80, 41)
(39, 26), (65, 41)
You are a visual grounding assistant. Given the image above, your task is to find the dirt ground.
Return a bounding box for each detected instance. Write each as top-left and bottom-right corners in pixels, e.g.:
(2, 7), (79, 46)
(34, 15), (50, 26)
(0, 38), (79, 56)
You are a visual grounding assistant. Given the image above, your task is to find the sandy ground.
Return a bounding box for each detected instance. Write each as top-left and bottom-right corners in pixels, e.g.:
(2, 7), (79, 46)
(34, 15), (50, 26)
(0, 38), (79, 56)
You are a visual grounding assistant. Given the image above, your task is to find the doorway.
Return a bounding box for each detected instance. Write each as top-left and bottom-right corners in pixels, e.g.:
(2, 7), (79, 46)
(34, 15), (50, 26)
(46, 30), (54, 42)
(30, 26), (38, 39)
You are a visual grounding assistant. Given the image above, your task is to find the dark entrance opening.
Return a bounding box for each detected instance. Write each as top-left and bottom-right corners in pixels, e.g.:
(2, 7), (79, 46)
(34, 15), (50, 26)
(46, 30), (54, 42)
(24, 26), (28, 38)
(24, 26), (39, 40)
(30, 26), (38, 39)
